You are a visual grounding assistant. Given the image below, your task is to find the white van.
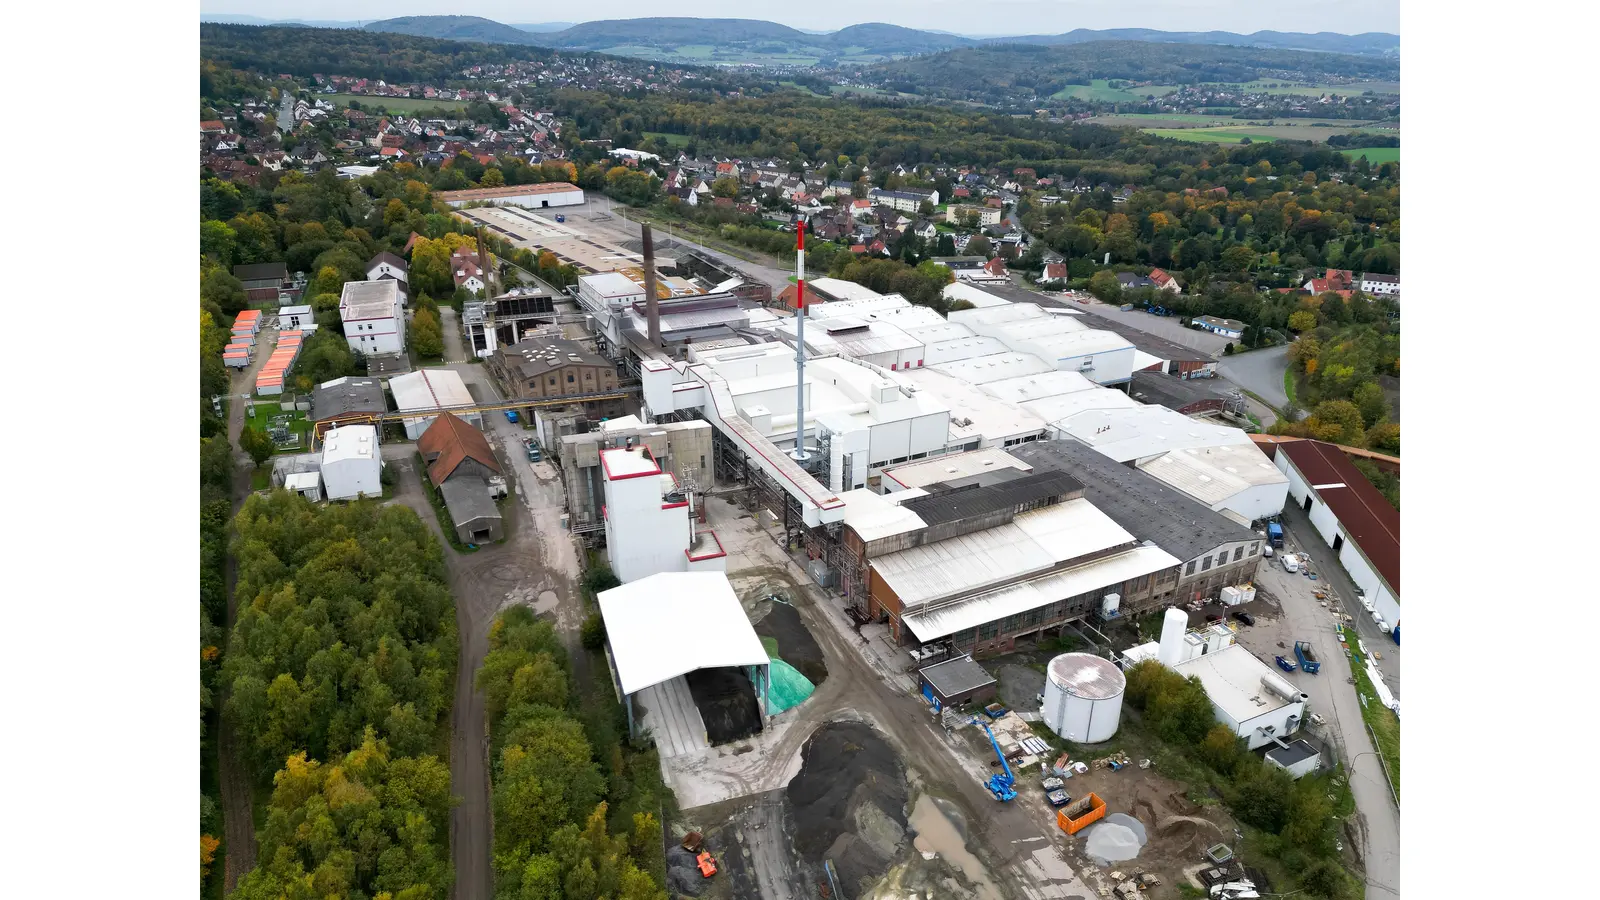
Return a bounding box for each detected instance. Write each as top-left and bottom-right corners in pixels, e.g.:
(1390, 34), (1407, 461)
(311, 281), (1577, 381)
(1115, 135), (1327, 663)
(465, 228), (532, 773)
(1281, 554), (1300, 574)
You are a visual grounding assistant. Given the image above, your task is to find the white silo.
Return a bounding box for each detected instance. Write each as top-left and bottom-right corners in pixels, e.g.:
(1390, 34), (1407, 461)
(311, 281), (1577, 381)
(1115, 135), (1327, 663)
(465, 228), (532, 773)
(1156, 607), (1189, 666)
(1041, 652), (1126, 744)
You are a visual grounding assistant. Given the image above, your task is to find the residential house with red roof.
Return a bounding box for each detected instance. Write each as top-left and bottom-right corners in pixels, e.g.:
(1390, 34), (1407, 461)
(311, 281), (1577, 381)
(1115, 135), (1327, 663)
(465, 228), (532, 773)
(1148, 267), (1181, 294)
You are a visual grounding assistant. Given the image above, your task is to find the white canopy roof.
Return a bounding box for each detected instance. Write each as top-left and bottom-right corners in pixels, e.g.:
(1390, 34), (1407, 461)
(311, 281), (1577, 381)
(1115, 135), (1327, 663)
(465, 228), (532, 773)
(597, 572), (770, 695)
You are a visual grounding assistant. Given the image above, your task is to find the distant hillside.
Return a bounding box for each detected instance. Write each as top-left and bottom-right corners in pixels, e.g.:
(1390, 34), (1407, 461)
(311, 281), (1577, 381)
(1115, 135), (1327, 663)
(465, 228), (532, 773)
(254, 14), (1399, 68)
(985, 28), (1400, 56)
(512, 22), (577, 33)
(201, 14), (364, 28)
(363, 15), (540, 45)
(869, 41), (1402, 105)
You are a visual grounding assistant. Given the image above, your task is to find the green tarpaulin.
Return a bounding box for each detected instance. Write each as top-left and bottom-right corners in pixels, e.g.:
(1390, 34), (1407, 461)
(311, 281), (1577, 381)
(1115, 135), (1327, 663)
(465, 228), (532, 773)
(766, 658), (814, 714)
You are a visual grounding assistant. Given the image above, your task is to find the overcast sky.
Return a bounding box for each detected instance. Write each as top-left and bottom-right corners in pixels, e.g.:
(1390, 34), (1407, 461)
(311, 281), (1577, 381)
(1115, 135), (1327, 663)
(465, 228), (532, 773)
(202, 1), (1399, 36)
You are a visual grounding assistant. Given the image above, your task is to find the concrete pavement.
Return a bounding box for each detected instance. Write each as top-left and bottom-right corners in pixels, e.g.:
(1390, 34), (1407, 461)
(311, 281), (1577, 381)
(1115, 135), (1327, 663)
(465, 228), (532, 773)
(1218, 344), (1292, 411)
(1236, 559), (1400, 899)
(1278, 502), (1399, 695)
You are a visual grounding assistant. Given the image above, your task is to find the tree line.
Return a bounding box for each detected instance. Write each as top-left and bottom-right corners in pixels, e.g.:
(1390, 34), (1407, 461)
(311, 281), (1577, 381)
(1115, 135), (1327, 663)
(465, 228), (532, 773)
(225, 492), (460, 899)
(1124, 660), (1361, 900)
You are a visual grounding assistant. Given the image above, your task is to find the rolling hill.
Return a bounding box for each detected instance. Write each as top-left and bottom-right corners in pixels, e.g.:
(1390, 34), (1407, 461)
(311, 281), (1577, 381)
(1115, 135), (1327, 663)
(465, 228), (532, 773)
(362, 15), (538, 45)
(868, 42), (1402, 105)
(355, 16), (1397, 63)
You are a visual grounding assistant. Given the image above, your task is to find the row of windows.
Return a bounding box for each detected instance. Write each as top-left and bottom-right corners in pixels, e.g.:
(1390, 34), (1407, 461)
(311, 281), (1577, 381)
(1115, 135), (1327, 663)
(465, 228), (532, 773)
(1185, 543), (1260, 577)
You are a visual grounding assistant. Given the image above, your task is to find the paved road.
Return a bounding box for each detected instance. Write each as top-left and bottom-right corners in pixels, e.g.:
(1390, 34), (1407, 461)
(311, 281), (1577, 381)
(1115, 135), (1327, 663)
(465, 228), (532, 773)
(1280, 502), (1400, 696)
(1238, 559), (1400, 899)
(1217, 344), (1292, 412)
(439, 306), (469, 363)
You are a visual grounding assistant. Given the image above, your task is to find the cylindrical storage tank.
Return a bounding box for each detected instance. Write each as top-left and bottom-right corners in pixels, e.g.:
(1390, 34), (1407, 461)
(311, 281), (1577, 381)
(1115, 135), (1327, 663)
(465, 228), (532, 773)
(1157, 607), (1188, 666)
(1041, 653), (1126, 744)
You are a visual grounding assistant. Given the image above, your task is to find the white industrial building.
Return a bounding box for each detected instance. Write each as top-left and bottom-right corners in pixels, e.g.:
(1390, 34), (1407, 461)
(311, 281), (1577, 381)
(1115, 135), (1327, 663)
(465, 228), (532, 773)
(949, 303), (1136, 386)
(319, 424), (382, 500)
(600, 445), (726, 584)
(597, 572), (771, 753)
(436, 182), (586, 209)
(339, 280), (405, 356)
(278, 305), (314, 330)
(942, 282), (1011, 309)
(1124, 609), (1309, 750)
(1269, 439), (1401, 626)
(776, 316), (925, 371)
(1041, 652), (1125, 744)
(389, 368), (480, 440)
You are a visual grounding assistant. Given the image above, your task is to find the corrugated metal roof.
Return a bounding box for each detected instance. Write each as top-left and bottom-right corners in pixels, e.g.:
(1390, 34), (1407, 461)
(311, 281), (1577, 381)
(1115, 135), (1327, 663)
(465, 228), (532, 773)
(873, 523), (1055, 605)
(900, 471), (1084, 527)
(1173, 644), (1297, 723)
(1138, 444), (1287, 507)
(1279, 439), (1400, 596)
(839, 489), (928, 543)
(1011, 500), (1135, 561)
(902, 545), (1180, 641)
(597, 572), (770, 695)
(933, 352), (1055, 384)
(883, 448), (1032, 490)
(981, 370), (1099, 404)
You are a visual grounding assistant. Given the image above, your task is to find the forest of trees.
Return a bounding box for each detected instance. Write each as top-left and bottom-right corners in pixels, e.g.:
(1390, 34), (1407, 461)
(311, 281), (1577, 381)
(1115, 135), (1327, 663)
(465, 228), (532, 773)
(478, 605), (668, 900)
(223, 493), (459, 897)
(865, 40), (1401, 106)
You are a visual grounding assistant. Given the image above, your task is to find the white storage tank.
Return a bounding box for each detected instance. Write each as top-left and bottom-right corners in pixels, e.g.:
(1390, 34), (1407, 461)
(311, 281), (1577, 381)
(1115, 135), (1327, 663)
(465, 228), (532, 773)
(1041, 652), (1126, 744)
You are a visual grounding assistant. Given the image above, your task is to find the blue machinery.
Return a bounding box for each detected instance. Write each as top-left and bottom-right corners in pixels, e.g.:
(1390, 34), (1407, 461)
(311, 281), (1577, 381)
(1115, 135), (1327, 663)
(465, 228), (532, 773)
(980, 722), (1017, 801)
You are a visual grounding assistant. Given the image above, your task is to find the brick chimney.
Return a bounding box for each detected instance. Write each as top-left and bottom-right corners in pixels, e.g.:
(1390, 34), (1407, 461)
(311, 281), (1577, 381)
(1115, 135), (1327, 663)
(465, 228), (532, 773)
(642, 224), (661, 348)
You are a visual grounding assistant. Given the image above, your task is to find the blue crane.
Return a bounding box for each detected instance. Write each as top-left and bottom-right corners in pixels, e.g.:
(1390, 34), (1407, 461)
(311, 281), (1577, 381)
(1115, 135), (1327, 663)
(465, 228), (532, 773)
(980, 722), (1017, 801)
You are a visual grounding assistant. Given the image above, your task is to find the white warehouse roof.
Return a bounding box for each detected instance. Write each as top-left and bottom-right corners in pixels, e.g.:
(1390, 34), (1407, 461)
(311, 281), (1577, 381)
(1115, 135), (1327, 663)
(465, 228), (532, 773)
(582, 271), (645, 298)
(1173, 644), (1299, 723)
(321, 424), (378, 464)
(933, 352), (1056, 384)
(942, 282), (1010, 308)
(808, 277), (889, 304)
(922, 336), (1011, 366)
(390, 368), (474, 413)
(882, 448), (1032, 490)
(982, 371), (1100, 404)
(838, 489), (928, 542)
(902, 545), (1179, 642)
(872, 498), (1137, 607)
(1055, 406), (1245, 462)
(1138, 444), (1288, 508)
(597, 572), (770, 695)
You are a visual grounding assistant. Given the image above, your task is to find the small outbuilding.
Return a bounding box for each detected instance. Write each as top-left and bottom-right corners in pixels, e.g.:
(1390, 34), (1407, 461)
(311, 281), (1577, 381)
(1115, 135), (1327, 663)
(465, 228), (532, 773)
(1264, 738), (1322, 779)
(439, 478), (503, 544)
(917, 655), (999, 709)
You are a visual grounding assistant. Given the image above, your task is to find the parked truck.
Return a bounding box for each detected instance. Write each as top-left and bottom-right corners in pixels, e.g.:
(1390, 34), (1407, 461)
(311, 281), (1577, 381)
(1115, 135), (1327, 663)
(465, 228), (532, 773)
(1293, 640), (1321, 674)
(1267, 522), (1284, 548)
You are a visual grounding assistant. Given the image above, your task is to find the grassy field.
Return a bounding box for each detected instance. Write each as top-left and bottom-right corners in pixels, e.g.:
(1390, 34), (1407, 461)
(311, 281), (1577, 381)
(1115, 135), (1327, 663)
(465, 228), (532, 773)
(1148, 122), (1399, 145)
(335, 94), (467, 115)
(1341, 146), (1401, 164)
(245, 401), (313, 451)
(1348, 651), (1401, 801)
(643, 131), (691, 148)
(1050, 79), (1155, 102)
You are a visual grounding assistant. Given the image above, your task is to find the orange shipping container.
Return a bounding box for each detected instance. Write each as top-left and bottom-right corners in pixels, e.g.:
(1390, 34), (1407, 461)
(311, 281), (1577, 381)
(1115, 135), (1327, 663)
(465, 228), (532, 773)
(1057, 792), (1106, 835)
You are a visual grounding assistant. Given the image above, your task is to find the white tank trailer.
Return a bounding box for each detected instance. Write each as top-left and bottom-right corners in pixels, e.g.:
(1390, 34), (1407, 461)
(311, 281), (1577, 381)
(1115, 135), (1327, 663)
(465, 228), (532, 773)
(1041, 652), (1126, 744)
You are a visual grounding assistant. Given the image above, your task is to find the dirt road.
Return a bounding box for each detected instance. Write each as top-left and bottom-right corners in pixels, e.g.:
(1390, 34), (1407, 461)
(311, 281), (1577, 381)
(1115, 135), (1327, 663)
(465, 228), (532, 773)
(385, 363), (586, 899)
(700, 499), (1095, 900)
(218, 322), (280, 892)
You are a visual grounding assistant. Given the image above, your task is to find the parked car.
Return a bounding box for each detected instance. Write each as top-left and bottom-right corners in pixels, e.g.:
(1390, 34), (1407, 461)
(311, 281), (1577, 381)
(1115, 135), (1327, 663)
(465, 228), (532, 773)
(555, 214), (566, 223)
(1281, 554), (1300, 574)
(1232, 611), (1256, 626)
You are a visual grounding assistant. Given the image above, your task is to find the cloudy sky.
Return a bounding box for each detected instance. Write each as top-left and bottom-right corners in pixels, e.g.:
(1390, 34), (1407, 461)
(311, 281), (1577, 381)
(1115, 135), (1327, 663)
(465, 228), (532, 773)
(202, 1), (1400, 35)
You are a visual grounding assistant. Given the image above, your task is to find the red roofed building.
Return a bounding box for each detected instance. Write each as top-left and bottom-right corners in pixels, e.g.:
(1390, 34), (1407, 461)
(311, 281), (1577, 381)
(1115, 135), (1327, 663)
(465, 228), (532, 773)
(983, 257), (1007, 278)
(1147, 267), (1181, 294)
(200, 120), (225, 133)
(1269, 439), (1400, 625)
(1305, 268), (1355, 293)
(1040, 262), (1069, 284)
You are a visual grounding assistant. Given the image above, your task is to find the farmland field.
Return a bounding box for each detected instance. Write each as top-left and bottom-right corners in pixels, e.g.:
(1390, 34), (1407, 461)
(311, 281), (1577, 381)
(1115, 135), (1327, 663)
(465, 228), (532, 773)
(643, 131), (691, 148)
(335, 94), (467, 114)
(1340, 147), (1401, 164)
(1090, 113), (1246, 127)
(1050, 79), (1174, 102)
(1146, 121), (1399, 145)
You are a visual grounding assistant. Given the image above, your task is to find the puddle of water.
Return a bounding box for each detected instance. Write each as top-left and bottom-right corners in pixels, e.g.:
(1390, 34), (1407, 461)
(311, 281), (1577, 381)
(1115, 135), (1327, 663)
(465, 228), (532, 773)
(1083, 813), (1149, 865)
(908, 794), (1005, 900)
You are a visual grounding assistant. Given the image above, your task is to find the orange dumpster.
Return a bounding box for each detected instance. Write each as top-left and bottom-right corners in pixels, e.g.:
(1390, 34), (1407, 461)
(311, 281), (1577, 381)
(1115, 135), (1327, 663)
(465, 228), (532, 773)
(1057, 792), (1106, 835)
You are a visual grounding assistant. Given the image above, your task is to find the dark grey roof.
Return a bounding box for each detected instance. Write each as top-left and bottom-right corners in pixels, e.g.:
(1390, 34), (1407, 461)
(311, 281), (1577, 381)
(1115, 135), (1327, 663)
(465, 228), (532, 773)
(368, 251), (408, 272)
(1265, 739), (1319, 768)
(497, 336), (612, 378)
(310, 376), (387, 421)
(901, 470), (1084, 527)
(919, 655), (997, 699)
(440, 477), (501, 527)
(1008, 441), (1255, 562)
(1128, 371), (1232, 413)
(233, 262), (287, 282)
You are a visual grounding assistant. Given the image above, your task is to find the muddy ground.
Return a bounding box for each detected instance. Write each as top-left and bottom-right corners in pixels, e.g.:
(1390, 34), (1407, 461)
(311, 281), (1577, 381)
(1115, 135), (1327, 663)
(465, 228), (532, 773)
(751, 598), (829, 685)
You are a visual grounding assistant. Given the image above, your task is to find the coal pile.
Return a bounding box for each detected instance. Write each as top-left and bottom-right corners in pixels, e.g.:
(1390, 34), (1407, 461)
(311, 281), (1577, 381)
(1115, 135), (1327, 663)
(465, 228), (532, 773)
(755, 599), (828, 685)
(787, 722), (909, 893)
(685, 667), (763, 745)
(665, 845), (706, 896)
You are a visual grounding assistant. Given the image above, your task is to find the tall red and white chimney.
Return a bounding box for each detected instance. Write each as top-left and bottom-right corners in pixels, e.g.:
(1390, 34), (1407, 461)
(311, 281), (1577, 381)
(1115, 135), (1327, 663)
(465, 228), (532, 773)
(789, 220), (809, 463)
